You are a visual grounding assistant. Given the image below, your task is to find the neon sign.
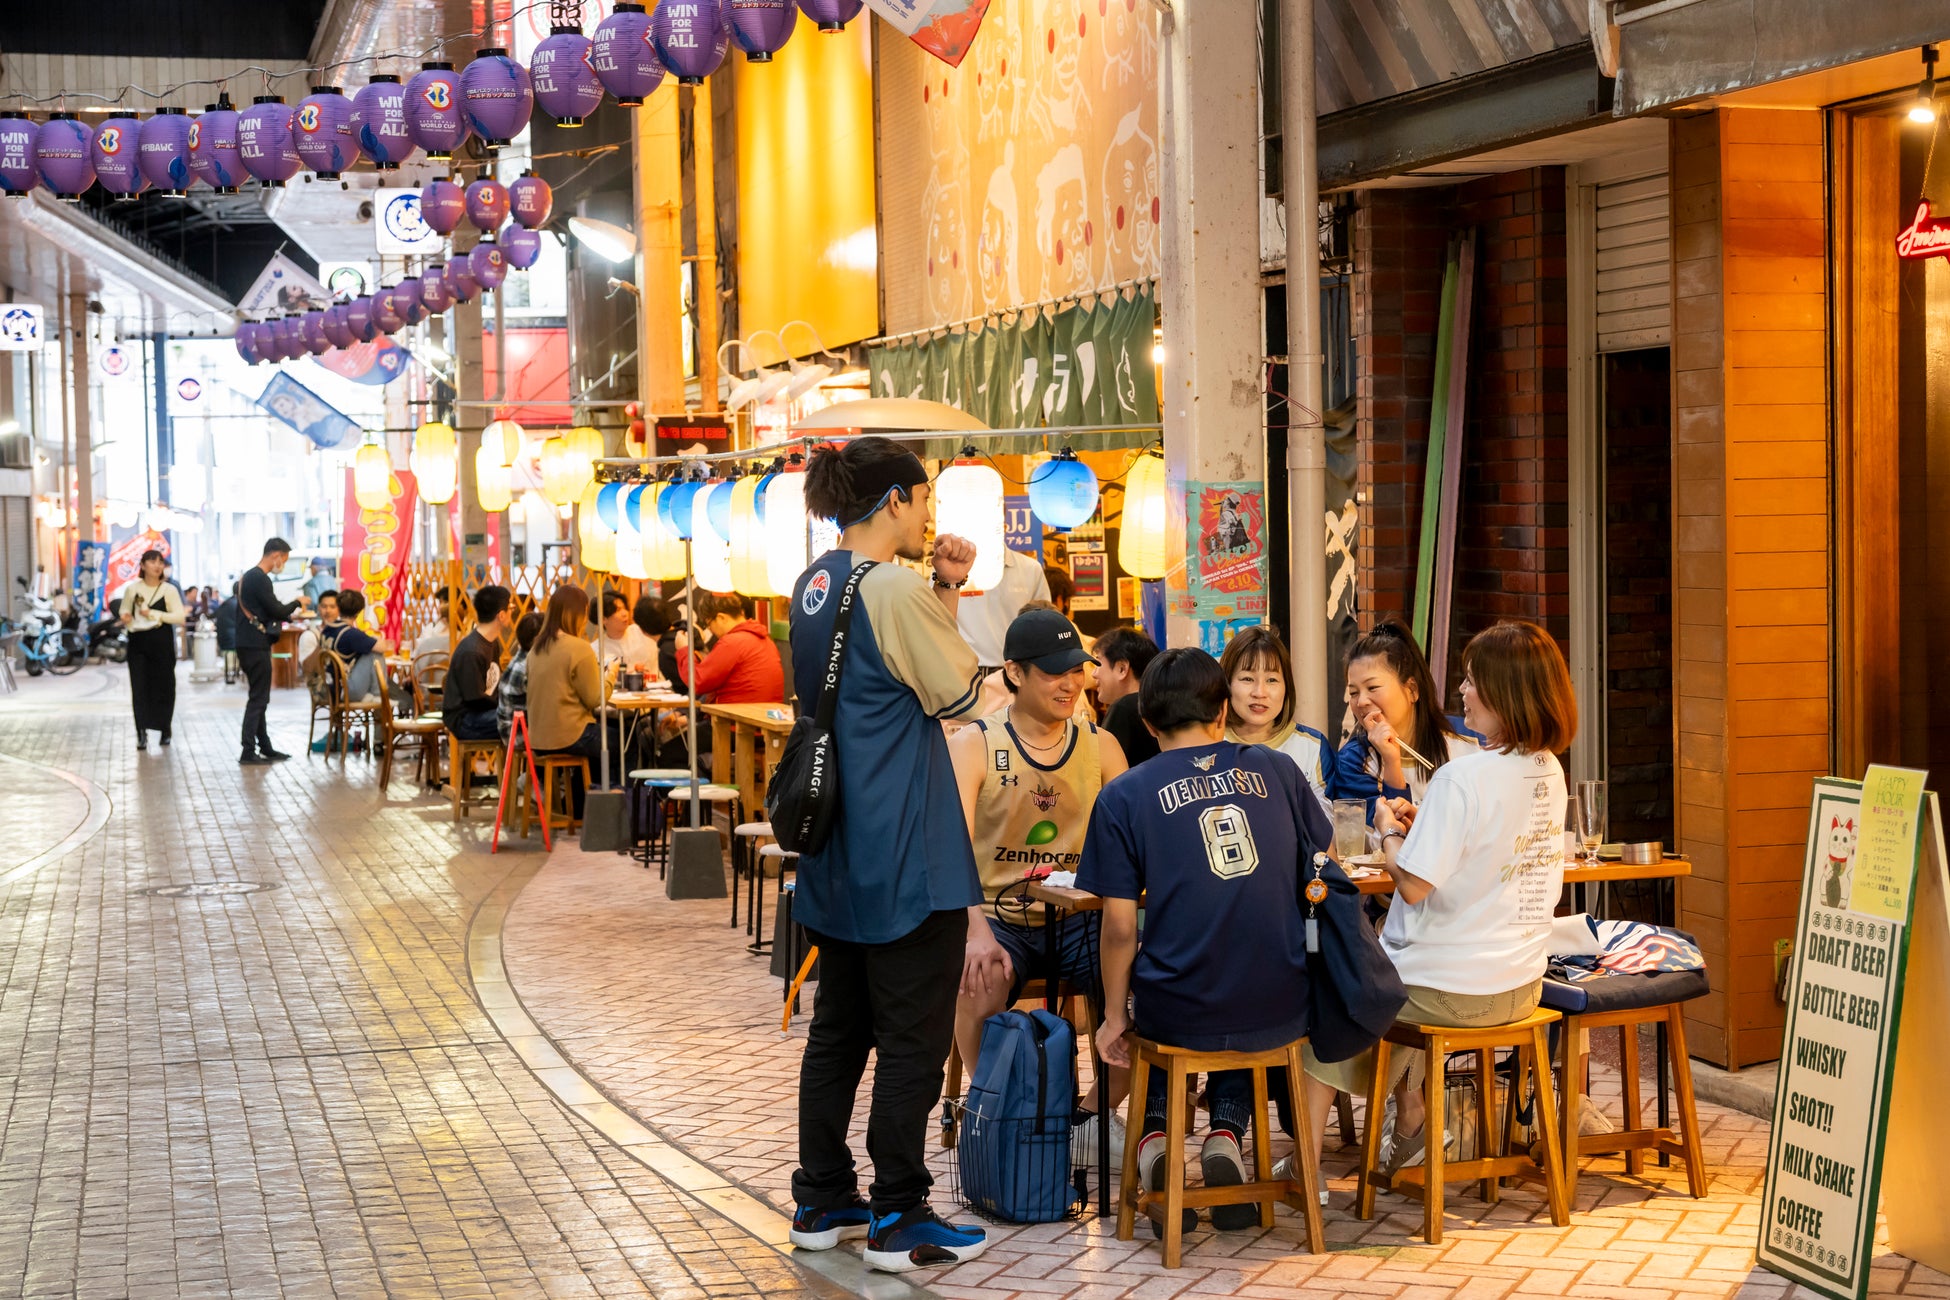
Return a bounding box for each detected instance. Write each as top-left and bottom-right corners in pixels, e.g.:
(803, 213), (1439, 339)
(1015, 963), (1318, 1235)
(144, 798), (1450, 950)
(1895, 201), (1950, 261)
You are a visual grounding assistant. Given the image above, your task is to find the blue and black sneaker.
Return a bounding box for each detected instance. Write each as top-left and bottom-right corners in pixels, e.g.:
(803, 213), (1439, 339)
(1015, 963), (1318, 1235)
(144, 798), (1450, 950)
(861, 1204), (988, 1273)
(788, 1195), (872, 1251)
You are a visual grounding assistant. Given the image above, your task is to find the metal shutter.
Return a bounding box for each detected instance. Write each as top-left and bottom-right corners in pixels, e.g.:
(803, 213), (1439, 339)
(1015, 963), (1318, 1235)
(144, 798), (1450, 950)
(1594, 171), (1671, 352)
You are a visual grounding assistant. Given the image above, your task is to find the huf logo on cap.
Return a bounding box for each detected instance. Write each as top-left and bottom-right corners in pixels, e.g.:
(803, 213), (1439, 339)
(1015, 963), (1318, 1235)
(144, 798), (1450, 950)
(1057, 629), (1074, 641)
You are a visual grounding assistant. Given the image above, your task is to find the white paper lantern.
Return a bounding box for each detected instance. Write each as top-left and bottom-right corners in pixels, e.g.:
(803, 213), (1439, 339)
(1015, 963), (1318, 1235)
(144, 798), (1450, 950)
(475, 441), (512, 512)
(612, 484), (648, 580)
(730, 473), (777, 597)
(764, 470), (810, 598)
(934, 459), (1005, 592)
(690, 481), (735, 592)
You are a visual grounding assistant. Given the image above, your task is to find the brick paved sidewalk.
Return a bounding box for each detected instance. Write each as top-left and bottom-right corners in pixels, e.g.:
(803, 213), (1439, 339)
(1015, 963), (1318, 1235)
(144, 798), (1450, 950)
(0, 668), (842, 1299)
(501, 839), (1950, 1300)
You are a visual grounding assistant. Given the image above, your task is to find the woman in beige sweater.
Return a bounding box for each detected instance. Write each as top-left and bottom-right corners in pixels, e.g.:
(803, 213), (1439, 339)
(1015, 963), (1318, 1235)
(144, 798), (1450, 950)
(524, 586), (605, 812)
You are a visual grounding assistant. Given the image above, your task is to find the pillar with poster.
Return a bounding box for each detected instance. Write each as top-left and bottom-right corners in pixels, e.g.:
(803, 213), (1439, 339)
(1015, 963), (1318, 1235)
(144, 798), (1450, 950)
(1175, 480), (1267, 656)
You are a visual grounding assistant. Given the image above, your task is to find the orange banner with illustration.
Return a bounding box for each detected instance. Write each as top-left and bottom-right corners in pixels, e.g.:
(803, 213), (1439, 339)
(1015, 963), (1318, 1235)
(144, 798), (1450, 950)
(340, 468), (418, 644)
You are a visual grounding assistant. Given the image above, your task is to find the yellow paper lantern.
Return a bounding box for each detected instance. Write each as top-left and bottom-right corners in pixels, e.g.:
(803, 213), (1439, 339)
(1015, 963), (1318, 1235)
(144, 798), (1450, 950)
(475, 440), (513, 513)
(482, 418), (525, 466)
(763, 469), (809, 599)
(353, 442), (393, 510)
(410, 421), (458, 505)
(642, 483), (689, 581)
(538, 436), (578, 505)
(934, 459), (1006, 591)
(566, 425), (603, 499)
(729, 473), (777, 597)
(1118, 449), (1168, 580)
(577, 481), (615, 573)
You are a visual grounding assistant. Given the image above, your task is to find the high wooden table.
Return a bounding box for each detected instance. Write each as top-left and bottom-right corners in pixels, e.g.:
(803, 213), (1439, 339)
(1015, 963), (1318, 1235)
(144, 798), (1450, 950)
(699, 702), (796, 817)
(1022, 854), (1693, 1217)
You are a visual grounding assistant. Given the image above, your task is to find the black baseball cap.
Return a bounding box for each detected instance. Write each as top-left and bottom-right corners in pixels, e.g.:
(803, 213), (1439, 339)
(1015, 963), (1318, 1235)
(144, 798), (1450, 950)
(1004, 608), (1097, 675)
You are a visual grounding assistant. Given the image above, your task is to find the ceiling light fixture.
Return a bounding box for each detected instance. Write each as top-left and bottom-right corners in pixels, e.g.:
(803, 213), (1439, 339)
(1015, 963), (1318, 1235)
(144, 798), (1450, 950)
(569, 216), (637, 263)
(1911, 45), (1939, 125)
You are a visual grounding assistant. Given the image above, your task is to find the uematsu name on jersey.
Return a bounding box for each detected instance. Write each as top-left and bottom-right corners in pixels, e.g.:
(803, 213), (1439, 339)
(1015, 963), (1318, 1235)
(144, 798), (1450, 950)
(1156, 767), (1270, 815)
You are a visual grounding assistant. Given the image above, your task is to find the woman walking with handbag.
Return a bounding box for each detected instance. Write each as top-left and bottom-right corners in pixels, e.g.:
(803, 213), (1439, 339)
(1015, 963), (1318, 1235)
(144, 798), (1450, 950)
(118, 549), (186, 748)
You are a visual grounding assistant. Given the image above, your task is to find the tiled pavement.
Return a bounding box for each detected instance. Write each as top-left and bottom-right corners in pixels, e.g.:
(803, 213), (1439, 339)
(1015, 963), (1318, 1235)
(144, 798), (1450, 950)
(501, 831), (1950, 1300)
(0, 666), (842, 1298)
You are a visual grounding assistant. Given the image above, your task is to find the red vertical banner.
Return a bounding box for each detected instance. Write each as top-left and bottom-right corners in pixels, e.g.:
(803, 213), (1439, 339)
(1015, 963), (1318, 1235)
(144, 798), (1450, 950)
(104, 528), (171, 602)
(340, 468), (419, 644)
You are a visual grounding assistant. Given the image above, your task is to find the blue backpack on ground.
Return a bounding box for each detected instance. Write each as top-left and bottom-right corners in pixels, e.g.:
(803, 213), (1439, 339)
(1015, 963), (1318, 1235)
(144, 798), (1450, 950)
(957, 1008), (1078, 1223)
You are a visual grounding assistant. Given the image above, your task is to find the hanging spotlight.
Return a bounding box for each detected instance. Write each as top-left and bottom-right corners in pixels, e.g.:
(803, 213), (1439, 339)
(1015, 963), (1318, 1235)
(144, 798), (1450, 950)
(1911, 46), (1939, 125)
(568, 215), (637, 263)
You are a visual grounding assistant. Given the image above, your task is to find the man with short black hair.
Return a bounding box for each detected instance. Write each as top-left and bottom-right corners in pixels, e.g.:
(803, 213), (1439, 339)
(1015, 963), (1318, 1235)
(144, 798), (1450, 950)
(445, 586), (514, 741)
(236, 537), (307, 765)
(1093, 626), (1161, 768)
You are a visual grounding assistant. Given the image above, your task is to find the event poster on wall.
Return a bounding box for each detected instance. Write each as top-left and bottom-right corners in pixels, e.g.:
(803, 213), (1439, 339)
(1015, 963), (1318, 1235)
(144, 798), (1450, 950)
(1174, 482), (1266, 654)
(1758, 767), (1950, 1298)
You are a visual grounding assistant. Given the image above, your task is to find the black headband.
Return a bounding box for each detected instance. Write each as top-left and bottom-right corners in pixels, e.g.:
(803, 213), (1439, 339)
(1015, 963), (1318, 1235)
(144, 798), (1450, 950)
(844, 450), (930, 529)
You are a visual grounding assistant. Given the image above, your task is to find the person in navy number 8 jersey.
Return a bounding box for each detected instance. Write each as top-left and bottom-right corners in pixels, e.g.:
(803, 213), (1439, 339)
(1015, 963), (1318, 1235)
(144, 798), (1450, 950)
(1080, 648), (1334, 1236)
(784, 437), (994, 1274)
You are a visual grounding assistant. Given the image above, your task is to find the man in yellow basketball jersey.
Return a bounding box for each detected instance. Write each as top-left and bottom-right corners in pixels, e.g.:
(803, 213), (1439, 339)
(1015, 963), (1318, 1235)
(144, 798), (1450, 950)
(948, 608), (1130, 1157)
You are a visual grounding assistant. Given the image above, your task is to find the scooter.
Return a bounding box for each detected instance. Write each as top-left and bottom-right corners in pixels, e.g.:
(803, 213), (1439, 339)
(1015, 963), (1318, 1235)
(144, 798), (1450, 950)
(9, 578), (84, 676)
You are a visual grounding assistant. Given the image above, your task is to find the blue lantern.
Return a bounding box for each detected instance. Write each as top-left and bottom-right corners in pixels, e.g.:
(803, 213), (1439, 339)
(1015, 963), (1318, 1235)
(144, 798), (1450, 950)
(704, 479), (735, 538)
(1027, 450), (1099, 532)
(661, 479), (702, 540)
(597, 481), (624, 530)
(753, 472), (775, 525)
(623, 484), (647, 530)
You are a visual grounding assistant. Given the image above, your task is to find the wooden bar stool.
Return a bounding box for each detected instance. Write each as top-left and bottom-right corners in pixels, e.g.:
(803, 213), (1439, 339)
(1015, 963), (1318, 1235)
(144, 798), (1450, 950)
(752, 843), (796, 955)
(1117, 1037), (1325, 1268)
(536, 754), (592, 836)
(1545, 964), (1711, 1203)
(449, 736), (504, 821)
(1356, 1007), (1570, 1243)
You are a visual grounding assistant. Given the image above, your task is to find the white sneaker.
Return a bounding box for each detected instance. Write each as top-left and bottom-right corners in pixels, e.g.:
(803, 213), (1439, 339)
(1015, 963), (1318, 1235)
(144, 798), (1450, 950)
(1134, 1132), (1196, 1237)
(1201, 1132), (1258, 1231)
(1271, 1154), (1331, 1206)
(1070, 1111), (1126, 1166)
(1578, 1095), (1616, 1136)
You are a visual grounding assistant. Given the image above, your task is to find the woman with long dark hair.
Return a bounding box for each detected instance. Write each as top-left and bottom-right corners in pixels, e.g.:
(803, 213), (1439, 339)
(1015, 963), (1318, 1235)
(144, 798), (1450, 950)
(1326, 616), (1476, 819)
(524, 586), (606, 813)
(117, 549), (186, 748)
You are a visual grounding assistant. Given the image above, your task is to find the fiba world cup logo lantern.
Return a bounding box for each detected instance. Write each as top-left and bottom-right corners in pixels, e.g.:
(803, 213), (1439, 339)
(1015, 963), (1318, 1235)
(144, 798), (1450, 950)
(508, 172), (552, 229)
(469, 242), (509, 292)
(652, 0), (730, 85)
(405, 62), (469, 159)
(233, 322), (261, 365)
(730, 0), (797, 62)
(0, 113), (39, 196)
(350, 76), (411, 170)
(36, 114), (96, 200)
(137, 108), (192, 195)
(592, 5), (666, 107)
(419, 177), (465, 235)
(394, 277), (426, 326)
(796, 0), (863, 32)
(237, 96), (302, 187)
(322, 304), (355, 348)
(500, 226), (543, 269)
(532, 28), (604, 126)
(372, 287), (405, 335)
(302, 312), (332, 356)
(446, 257), (480, 304)
(460, 49), (533, 148)
(464, 178), (510, 233)
(419, 268), (454, 315)
(293, 87), (354, 178)
(92, 116), (146, 199)
(188, 97), (243, 193)
(346, 296), (376, 343)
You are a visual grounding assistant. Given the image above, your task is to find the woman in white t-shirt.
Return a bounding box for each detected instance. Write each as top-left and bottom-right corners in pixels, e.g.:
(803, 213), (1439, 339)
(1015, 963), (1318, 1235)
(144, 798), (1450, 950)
(1301, 619), (1574, 1172)
(118, 549), (187, 748)
(1219, 624), (1335, 814)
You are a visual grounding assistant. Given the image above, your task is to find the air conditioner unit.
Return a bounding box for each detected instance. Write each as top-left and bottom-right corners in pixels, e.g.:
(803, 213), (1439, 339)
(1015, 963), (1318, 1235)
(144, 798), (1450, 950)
(0, 433), (30, 470)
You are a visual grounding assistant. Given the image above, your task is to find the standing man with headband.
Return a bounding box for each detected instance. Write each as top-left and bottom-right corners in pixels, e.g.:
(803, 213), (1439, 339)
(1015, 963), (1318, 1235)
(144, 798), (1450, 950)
(785, 437), (993, 1274)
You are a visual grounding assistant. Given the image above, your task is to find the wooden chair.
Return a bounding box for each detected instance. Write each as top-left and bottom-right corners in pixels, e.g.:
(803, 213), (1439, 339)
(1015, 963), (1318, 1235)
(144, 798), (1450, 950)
(449, 733), (504, 821)
(412, 652), (450, 717)
(321, 649), (381, 763)
(1118, 1037), (1325, 1268)
(1548, 967), (1711, 1204)
(375, 670), (444, 789)
(536, 754), (593, 836)
(1355, 1007), (1570, 1244)
(304, 643), (334, 751)
(940, 978), (1096, 1149)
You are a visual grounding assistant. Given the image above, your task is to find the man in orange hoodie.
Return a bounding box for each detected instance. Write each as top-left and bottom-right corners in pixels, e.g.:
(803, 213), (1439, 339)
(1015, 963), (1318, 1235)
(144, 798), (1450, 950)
(675, 591), (785, 704)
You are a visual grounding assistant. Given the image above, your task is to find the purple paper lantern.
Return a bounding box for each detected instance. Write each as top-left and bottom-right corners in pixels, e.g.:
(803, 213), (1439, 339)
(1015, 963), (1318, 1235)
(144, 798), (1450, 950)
(372, 287), (405, 334)
(592, 5), (667, 107)
(237, 96), (302, 187)
(405, 62), (469, 159)
(459, 48), (533, 148)
(795, 0), (863, 32)
(322, 304), (356, 349)
(302, 312), (332, 356)
(188, 98), (243, 193)
(532, 28), (605, 126)
(500, 225), (544, 269)
(0, 113), (38, 196)
(470, 242), (509, 291)
(464, 178), (509, 232)
(350, 75), (412, 170)
(346, 297), (376, 343)
(419, 268), (454, 315)
(35, 114), (96, 201)
(447, 258), (480, 303)
(653, 0), (730, 84)
(293, 86), (355, 179)
(420, 177), (465, 235)
(508, 171), (553, 229)
(394, 277), (426, 325)
(91, 116), (146, 199)
(136, 108), (192, 195)
(234, 322), (261, 365)
(731, 0), (798, 62)
(271, 317), (303, 362)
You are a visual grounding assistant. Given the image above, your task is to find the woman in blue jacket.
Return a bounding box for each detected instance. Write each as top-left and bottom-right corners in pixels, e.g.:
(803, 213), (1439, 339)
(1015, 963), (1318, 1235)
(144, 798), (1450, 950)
(1326, 617), (1477, 821)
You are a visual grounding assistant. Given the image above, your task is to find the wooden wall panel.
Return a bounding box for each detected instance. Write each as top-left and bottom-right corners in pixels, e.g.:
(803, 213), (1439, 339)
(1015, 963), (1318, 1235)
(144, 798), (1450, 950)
(1672, 108), (1831, 1068)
